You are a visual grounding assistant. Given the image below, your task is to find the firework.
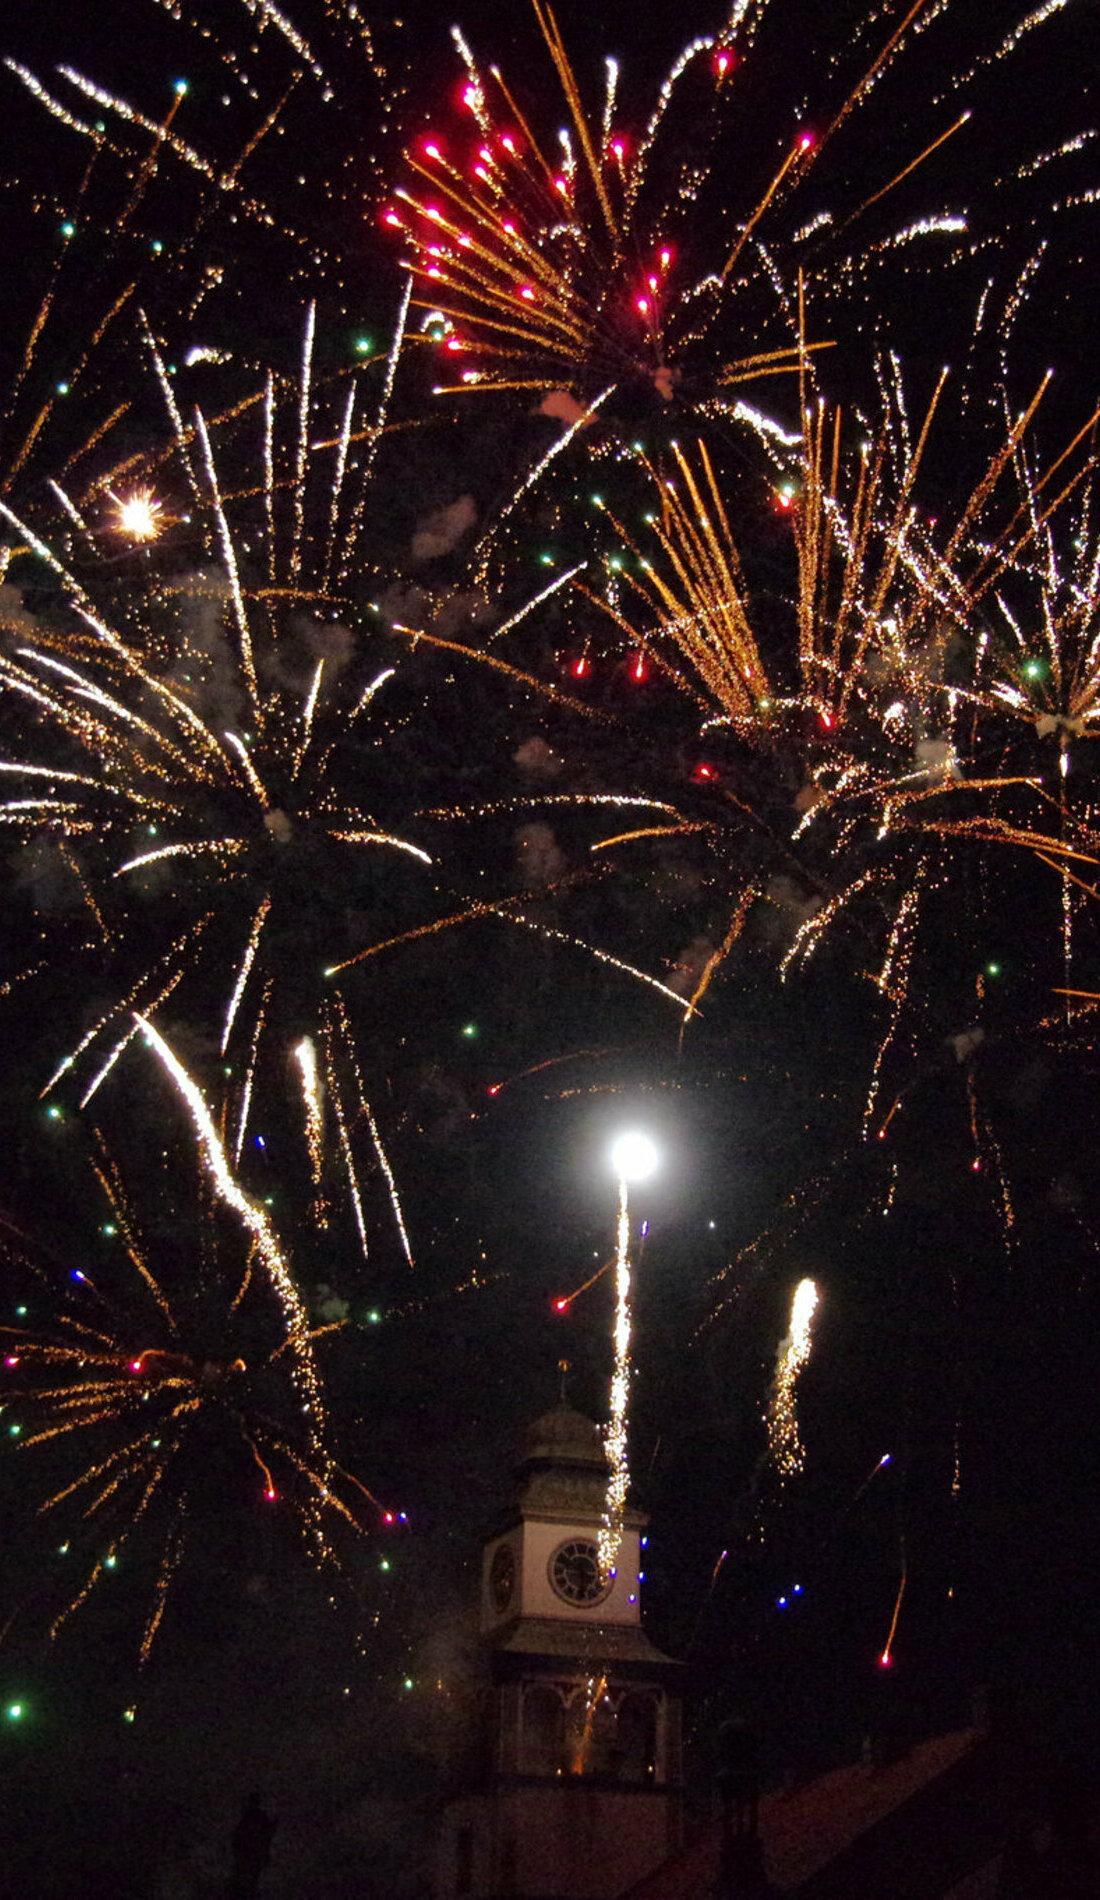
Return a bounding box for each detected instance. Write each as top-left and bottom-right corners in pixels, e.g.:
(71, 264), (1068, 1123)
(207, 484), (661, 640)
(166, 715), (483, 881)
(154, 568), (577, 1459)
(597, 1175), (633, 1584)
(389, 4), (812, 410)
(577, 372), (1099, 1135)
(0, 0), (1094, 1729)
(4, 1), (396, 357)
(0, 1047), (384, 1661)
(1, 293), (706, 1265)
(962, 445), (1100, 1006)
(388, 0), (1084, 419)
(0, 305), (436, 1253)
(766, 1276), (819, 1479)
(879, 1564), (908, 1668)
(110, 485), (165, 544)
(597, 1130), (658, 1582)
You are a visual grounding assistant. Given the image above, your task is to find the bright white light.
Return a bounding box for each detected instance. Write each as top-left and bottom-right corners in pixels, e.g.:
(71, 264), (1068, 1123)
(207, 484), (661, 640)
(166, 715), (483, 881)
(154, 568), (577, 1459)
(610, 1130), (659, 1183)
(112, 487), (163, 543)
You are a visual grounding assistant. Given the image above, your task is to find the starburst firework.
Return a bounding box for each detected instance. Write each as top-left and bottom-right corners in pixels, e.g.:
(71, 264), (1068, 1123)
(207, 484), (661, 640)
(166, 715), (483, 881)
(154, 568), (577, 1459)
(388, 0), (1088, 421)
(0, 1039), (384, 1662)
(576, 371), (1099, 1115)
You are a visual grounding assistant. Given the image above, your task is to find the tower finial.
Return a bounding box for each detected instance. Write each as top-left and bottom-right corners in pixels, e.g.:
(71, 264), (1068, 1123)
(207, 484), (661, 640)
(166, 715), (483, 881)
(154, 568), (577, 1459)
(557, 1358), (571, 1405)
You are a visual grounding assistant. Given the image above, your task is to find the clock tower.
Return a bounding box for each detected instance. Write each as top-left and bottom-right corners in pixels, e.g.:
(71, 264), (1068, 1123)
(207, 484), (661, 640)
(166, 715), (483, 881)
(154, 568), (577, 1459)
(436, 1401), (683, 1899)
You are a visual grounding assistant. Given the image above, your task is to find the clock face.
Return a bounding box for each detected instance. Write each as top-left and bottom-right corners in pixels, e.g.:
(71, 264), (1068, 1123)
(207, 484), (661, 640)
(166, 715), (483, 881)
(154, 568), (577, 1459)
(489, 1542), (516, 1613)
(548, 1538), (611, 1607)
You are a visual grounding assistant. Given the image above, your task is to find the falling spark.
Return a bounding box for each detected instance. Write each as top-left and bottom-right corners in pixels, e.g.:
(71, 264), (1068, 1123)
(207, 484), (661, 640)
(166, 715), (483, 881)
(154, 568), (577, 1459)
(879, 1567), (908, 1667)
(137, 1015), (325, 1463)
(767, 1277), (819, 1479)
(293, 1036), (327, 1223)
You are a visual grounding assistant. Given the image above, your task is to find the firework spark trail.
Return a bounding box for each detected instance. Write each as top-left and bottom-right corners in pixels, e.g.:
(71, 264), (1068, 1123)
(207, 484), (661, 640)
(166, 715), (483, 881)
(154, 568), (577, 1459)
(678, 884), (763, 1053)
(597, 1177), (631, 1583)
(328, 997), (414, 1268)
(230, 982), (267, 1169)
(591, 822), (711, 852)
(552, 1255), (614, 1312)
(289, 299), (316, 582)
(779, 874), (881, 980)
(767, 1277), (819, 1479)
(139, 1517), (186, 1665)
(571, 1672), (610, 1777)
(360, 1104), (413, 1268)
(140, 312), (204, 512)
(473, 390), (613, 586)
(417, 793), (685, 823)
(293, 1035), (327, 1223)
(322, 380), (357, 590)
(485, 561), (587, 645)
(192, 407), (262, 724)
(2, 58), (100, 141)
(941, 0), (1071, 102)
(222, 897), (272, 1055)
(488, 904), (697, 1018)
(863, 870), (925, 1134)
(0, 145), (142, 500)
(7, 58), (336, 278)
(36, 919), (212, 1102)
(879, 1565), (908, 1667)
(78, 967), (187, 1109)
(137, 1015), (326, 1462)
(584, 440), (770, 719)
(326, 1054), (370, 1266)
(336, 274), (412, 587)
(91, 1143), (177, 1335)
(388, 620), (608, 719)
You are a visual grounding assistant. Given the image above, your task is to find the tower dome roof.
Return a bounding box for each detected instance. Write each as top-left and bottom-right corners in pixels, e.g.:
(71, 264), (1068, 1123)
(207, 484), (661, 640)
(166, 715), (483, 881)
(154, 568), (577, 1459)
(519, 1402), (608, 1472)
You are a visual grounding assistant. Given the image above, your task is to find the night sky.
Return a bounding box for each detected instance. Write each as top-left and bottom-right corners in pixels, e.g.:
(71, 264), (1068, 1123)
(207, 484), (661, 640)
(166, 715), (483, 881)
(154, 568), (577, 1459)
(1, 4), (1098, 1896)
